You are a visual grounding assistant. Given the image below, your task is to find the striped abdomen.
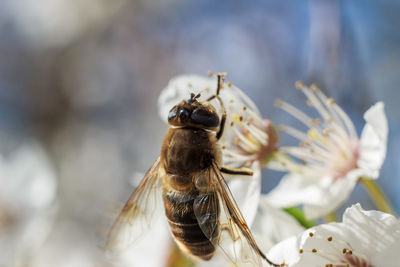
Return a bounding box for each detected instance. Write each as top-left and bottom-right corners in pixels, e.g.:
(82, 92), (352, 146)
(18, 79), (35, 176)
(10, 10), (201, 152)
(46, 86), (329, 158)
(163, 189), (219, 260)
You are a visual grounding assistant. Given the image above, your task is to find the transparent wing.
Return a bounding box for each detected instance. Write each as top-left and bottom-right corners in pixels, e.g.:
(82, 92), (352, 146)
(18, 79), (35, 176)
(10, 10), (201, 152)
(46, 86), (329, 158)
(193, 162), (272, 267)
(106, 157), (162, 253)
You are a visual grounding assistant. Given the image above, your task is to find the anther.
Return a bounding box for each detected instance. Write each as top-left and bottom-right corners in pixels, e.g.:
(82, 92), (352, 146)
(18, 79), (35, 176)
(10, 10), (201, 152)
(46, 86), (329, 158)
(327, 236), (332, 241)
(342, 248), (347, 254)
(274, 99), (283, 107)
(222, 146), (226, 150)
(227, 81), (232, 87)
(242, 106), (247, 111)
(295, 81), (304, 89)
(312, 248), (317, 253)
(309, 232), (314, 237)
(299, 249), (303, 254)
(313, 118), (322, 125)
(207, 71), (213, 77)
(230, 121), (234, 127)
(327, 98), (335, 106)
(310, 84), (318, 91)
(239, 116), (243, 122)
(325, 264), (333, 267)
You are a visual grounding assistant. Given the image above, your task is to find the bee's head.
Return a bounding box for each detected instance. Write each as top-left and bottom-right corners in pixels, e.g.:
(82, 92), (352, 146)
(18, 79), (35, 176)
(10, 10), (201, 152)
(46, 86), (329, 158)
(167, 93), (220, 130)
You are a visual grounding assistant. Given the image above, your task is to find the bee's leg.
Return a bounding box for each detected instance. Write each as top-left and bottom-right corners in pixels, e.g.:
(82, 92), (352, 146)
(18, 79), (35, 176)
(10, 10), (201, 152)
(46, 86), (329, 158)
(221, 223), (240, 241)
(220, 166), (253, 176)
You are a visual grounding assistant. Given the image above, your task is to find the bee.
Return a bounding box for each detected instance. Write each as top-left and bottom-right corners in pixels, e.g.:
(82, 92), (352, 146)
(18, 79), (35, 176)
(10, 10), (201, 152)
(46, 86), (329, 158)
(107, 74), (280, 266)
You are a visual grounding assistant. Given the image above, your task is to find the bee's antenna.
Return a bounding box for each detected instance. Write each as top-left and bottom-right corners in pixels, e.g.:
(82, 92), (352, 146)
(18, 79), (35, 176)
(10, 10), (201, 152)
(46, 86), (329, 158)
(216, 72), (227, 95)
(187, 92), (201, 103)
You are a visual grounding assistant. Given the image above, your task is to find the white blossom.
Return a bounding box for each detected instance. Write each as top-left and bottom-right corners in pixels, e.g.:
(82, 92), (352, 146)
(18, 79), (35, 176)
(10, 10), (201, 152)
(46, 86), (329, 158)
(266, 82), (388, 219)
(0, 142), (58, 266)
(267, 203), (400, 267)
(158, 74), (279, 168)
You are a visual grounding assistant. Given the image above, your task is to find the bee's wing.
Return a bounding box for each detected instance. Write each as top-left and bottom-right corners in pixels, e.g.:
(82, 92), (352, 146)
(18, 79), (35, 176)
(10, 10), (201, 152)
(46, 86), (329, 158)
(193, 162), (266, 267)
(106, 157), (162, 253)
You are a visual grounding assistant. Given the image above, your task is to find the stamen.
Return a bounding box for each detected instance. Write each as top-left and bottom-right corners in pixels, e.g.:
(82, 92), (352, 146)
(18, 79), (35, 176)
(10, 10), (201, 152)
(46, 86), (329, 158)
(244, 124), (268, 145)
(276, 100), (314, 127)
(234, 128), (260, 151)
(279, 124), (308, 141)
(280, 147), (328, 163)
(230, 84), (261, 115)
(299, 84), (332, 121)
(331, 103), (358, 139)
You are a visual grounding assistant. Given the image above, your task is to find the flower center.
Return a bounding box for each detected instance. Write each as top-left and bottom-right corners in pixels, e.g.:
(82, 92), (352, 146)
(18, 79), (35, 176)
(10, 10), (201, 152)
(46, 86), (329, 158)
(339, 253), (374, 267)
(232, 116), (278, 165)
(329, 139), (359, 180)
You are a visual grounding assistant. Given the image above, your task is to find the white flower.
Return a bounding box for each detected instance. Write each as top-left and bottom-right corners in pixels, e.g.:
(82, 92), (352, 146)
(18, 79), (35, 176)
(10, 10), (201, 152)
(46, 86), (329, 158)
(195, 195), (305, 267)
(267, 203), (400, 267)
(158, 73), (279, 168)
(0, 142), (58, 266)
(251, 197), (305, 253)
(266, 82), (388, 219)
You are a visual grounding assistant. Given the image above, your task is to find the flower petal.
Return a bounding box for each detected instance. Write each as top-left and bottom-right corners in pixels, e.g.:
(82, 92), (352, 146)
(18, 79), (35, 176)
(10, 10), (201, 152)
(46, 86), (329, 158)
(342, 203), (400, 264)
(227, 163), (261, 226)
(158, 74), (216, 122)
(267, 204), (400, 267)
(358, 102), (388, 179)
(303, 171), (360, 219)
(252, 197), (304, 251)
(266, 170), (363, 220)
(266, 236), (301, 266)
(265, 173), (327, 208)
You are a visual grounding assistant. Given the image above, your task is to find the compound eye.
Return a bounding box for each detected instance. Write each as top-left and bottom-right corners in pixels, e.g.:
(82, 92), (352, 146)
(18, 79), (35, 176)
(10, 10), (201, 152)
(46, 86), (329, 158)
(191, 108), (219, 127)
(178, 109), (189, 121)
(168, 106), (178, 121)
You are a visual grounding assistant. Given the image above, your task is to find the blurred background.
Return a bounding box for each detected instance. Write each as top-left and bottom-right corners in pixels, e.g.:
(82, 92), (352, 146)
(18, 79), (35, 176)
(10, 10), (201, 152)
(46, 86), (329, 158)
(0, 0), (399, 266)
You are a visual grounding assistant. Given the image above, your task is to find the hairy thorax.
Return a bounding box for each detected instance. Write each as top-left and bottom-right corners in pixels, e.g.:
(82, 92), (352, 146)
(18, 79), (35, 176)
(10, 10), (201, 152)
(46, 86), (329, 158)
(161, 127), (221, 191)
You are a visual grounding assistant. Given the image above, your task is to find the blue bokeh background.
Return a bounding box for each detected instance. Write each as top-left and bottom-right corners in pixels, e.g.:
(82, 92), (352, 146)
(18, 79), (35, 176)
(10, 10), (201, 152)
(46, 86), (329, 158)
(0, 0), (399, 265)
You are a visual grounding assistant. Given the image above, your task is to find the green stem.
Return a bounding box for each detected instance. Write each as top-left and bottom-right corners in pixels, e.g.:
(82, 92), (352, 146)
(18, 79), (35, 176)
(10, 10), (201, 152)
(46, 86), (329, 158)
(284, 207), (316, 229)
(359, 177), (397, 216)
